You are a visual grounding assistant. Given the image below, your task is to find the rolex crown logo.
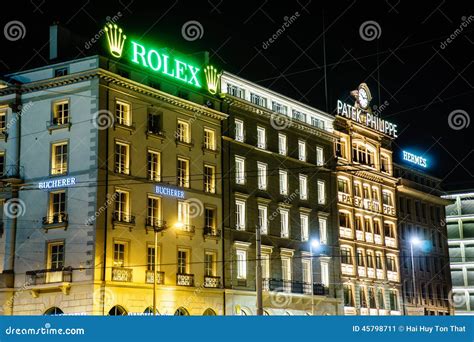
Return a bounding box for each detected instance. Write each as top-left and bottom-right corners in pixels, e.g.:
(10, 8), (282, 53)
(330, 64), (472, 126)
(104, 23), (127, 58)
(204, 65), (221, 95)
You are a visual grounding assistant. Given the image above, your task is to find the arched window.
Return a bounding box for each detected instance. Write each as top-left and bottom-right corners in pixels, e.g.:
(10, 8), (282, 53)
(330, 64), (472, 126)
(203, 308), (216, 316)
(108, 305), (127, 316)
(143, 307), (159, 315)
(44, 307), (63, 315)
(174, 307), (189, 316)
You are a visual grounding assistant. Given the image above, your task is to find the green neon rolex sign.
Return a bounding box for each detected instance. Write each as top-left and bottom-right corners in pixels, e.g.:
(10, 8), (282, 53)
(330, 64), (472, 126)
(104, 24), (220, 93)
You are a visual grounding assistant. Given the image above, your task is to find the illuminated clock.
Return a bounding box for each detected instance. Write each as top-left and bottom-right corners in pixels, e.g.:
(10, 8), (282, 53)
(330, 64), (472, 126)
(358, 87), (369, 109)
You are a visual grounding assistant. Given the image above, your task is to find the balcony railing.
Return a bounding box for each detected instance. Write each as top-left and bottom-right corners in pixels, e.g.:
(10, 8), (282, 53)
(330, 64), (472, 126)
(203, 275), (220, 288)
(43, 213), (68, 226)
(262, 279), (328, 296)
(147, 126), (166, 138)
(339, 226), (353, 239)
(145, 218), (166, 229)
(203, 227), (221, 237)
(112, 267), (133, 282)
(175, 137), (194, 147)
(385, 237), (396, 248)
(145, 270), (165, 285)
(0, 165), (24, 181)
(175, 224), (195, 233)
(112, 212), (136, 225)
(26, 267), (72, 285)
(177, 273), (194, 286)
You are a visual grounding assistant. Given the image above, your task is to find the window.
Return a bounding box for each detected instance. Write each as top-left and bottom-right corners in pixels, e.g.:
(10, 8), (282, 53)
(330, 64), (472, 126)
(354, 182), (362, 197)
(258, 205), (268, 234)
(321, 262), (329, 286)
(281, 257), (292, 283)
(335, 139), (347, 158)
(203, 128), (216, 150)
(204, 208), (216, 232)
(279, 170), (288, 195)
(147, 150), (161, 181)
(177, 158), (190, 188)
(250, 93), (267, 107)
(227, 84), (245, 98)
(0, 110), (5, 133)
(389, 290), (398, 310)
(366, 251), (374, 268)
(384, 223), (395, 238)
(51, 142), (68, 175)
(298, 140), (306, 161)
(147, 196), (162, 227)
(300, 213), (309, 241)
(236, 250), (247, 279)
(357, 250), (365, 266)
(234, 119), (244, 142)
(114, 190), (130, 222)
(382, 191), (393, 206)
(113, 242), (126, 267)
(115, 142), (130, 175)
(52, 100), (69, 125)
(311, 117), (325, 129)
(235, 156), (245, 184)
(204, 165), (216, 193)
(344, 285), (354, 306)
(355, 216), (363, 231)
(339, 212), (351, 228)
(359, 287), (367, 307)
(257, 162), (268, 190)
(177, 120), (190, 143)
(177, 249), (189, 274)
(177, 201), (191, 227)
(375, 253), (383, 269)
(48, 191), (66, 223)
(280, 208), (290, 238)
(377, 288), (385, 309)
(299, 174), (308, 200)
(292, 110), (307, 122)
(319, 217), (327, 244)
(317, 180), (326, 204)
(352, 143), (375, 167)
(374, 220), (381, 235)
(47, 241), (64, 269)
(257, 126), (266, 149)
(147, 112), (161, 134)
(261, 253), (270, 279)
(386, 255), (397, 272)
(272, 101), (287, 115)
(235, 200), (246, 230)
(115, 100), (131, 126)
(278, 133), (287, 155)
(0, 151), (4, 176)
(204, 252), (216, 276)
(365, 217), (372, 234)
(341, 247), (352, 264)
(316, 146), (324, 166)
(368, 287), (377, 308)
(147, 245), (160, 271)
(380, 154), (390, 173)
(302, 259), (311, 285)
(338, 178), (350, 194)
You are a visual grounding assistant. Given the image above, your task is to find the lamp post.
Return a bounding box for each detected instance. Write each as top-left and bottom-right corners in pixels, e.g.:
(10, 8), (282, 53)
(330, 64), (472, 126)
(409, 237), (421, 308)
(152, 223), (173, 316)
(310, 239), (320, 316)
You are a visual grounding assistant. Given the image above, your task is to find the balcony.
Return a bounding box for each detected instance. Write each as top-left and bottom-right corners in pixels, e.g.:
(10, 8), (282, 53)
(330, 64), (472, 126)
(145, 218), (167, 231)
(367, 267), (375, 278)
(365, 232), (374, 243)
(202, 142), (217, 154)
(0, 165), (24, 183)
(26, 267), (73, 285)
(356, 230), (364, 241)
(387, 271), (398, 282)
(112, 267), (133, 282)
(358, 266), (366, 277)
(263, 279), (328, 296)
(114, 121), (136, 133)
(145, 270), (165, 285)
(175, 223), (195, 234)
(338, 192), (352, 205)
(372, 201), (380, 212)
(385, 237), (396, 248)
(177, 273), (194, 286)
(112, 211), (136, 227)
(175, 137), (194, 149)
(203, 275), (220, 288)
(339, 226), (353, 239)
(376, 268), (385, 279)
(203, 227), (221, 238)
(146, 126), (166, 139)
(374, 234), (383, 245)
(354, 196), (362, 207)
(47, 118), (71, 132)
(42, 213), (68, 229)
(383, 204), (395, 216)
(363, 199), (372, 210)
(341, 263), (354, 275)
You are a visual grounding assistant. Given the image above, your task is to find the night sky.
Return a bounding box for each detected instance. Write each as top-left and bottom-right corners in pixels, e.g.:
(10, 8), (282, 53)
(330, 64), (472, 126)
(1, 0), (473, 190)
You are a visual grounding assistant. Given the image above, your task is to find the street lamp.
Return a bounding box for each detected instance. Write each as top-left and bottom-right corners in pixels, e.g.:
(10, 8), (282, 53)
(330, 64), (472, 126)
(410, 237), (421, 307)
(309, 239), (320, 315)
(152, 223), (171, 316)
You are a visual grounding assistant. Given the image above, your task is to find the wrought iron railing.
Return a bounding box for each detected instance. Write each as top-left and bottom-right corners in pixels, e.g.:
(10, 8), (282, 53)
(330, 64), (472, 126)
(112, 211), (135, 225)
(203, 227), (221, 237)
(43, 213), (68, 225)
(112, 267), (133, 282)
(145, 270), (165, 285)
(26, 267), (73, 285)
(203, 276), (220, 288)
(176, 273), (194, 286)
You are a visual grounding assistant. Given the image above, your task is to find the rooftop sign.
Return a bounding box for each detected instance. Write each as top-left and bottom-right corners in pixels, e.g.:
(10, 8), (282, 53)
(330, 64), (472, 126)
(402, 150), (428, 168)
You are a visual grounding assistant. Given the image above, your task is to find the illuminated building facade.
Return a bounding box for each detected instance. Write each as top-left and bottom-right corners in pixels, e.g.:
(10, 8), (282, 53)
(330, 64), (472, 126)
(0, 43), (227, 315)
(220, 72), (342, 315)
(394, 164), (453, 315)
(334, 85), (402, 316)
(444, 191), (474, 315)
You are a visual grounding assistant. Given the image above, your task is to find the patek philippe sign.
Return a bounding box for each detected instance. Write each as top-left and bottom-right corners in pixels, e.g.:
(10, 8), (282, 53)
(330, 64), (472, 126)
(155, 185), (185, 199)
(336, 83), (398, 138)
(38, 177), (77, 189)
(402, 150), (428, 168)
